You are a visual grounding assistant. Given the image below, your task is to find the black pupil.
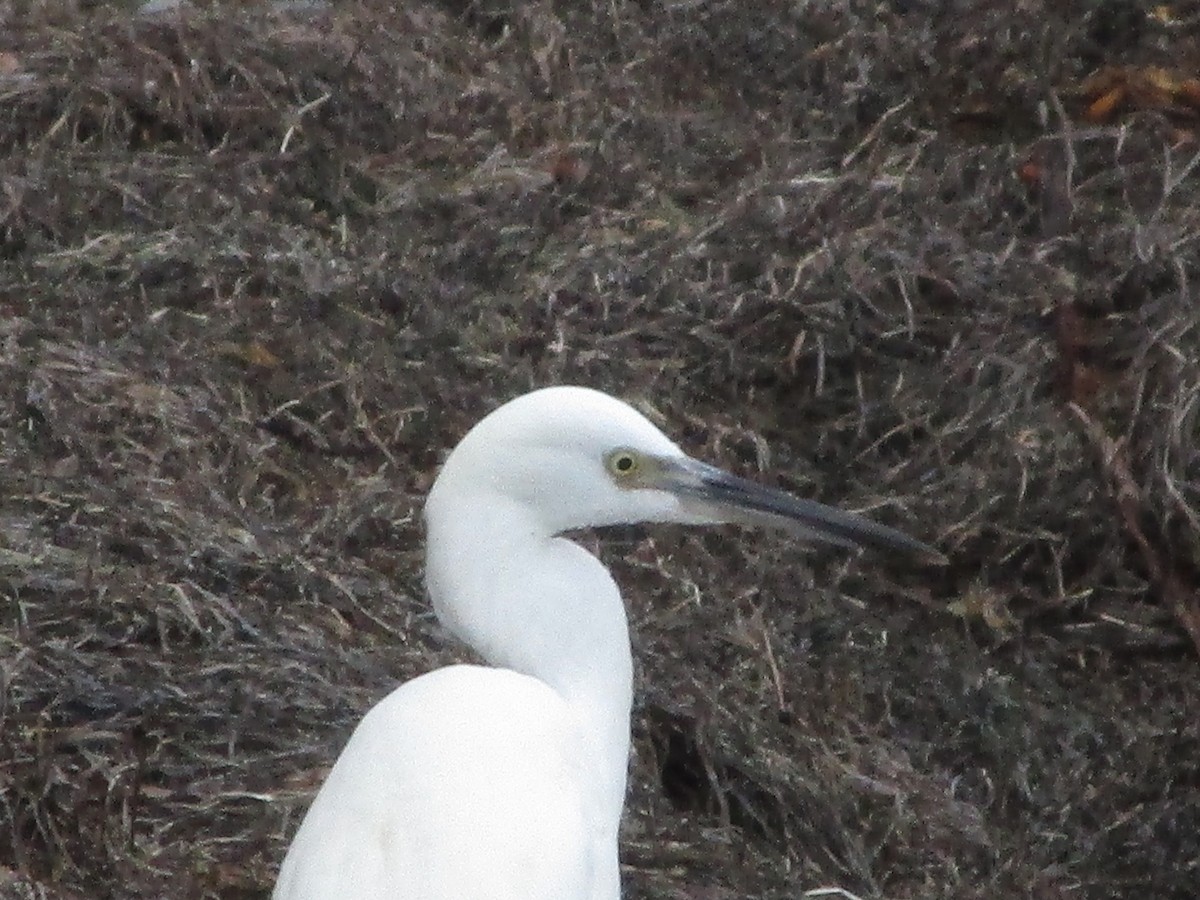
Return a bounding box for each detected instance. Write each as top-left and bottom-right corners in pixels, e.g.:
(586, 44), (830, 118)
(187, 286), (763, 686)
(617, 456), (633, 471)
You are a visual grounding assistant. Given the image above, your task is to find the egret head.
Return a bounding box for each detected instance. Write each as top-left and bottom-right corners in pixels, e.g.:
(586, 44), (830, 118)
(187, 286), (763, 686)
(426, 386), (943, 564)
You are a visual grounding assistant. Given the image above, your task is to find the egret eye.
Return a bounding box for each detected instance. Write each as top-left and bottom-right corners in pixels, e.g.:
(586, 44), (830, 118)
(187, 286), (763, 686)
(606, 449), (640, 479)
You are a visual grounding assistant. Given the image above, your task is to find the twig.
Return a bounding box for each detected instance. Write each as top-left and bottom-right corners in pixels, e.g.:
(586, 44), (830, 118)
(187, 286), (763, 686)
(841, 98), (912, 169)
(1069, 403), (1200, 655)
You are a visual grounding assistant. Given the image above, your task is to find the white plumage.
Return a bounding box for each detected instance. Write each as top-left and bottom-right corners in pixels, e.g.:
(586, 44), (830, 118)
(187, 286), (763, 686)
(274, 386), (941, 900)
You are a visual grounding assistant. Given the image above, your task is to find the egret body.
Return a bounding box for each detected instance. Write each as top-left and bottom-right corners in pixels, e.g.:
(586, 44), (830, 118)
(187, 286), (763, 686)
(273, 386), (941, 900)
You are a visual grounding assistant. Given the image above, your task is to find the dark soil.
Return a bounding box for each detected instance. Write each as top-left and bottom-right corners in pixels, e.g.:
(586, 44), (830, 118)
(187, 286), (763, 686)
(2, 1), (1198, 898)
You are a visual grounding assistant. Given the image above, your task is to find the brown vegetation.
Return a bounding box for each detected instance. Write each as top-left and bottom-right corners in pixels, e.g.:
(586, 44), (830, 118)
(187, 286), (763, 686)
(1, 1), (1198, 897)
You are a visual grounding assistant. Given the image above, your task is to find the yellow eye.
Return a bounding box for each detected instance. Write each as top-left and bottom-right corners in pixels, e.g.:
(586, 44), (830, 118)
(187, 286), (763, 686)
(606, 449), (640, 478)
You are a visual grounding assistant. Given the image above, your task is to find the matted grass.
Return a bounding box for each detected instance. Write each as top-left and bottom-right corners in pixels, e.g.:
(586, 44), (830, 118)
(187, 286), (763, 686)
(1, 1), (1198, 897)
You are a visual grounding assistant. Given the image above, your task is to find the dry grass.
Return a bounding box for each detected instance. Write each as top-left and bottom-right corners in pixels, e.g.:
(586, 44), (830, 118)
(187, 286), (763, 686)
(1, 1), (1198, 898)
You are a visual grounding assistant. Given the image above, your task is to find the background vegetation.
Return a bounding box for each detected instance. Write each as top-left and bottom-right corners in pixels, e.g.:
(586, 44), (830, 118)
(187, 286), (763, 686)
(2, 1), (1198, 897)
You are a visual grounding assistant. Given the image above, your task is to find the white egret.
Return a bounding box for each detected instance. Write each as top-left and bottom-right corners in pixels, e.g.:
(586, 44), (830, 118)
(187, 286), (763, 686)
(273, 386), (942, 900)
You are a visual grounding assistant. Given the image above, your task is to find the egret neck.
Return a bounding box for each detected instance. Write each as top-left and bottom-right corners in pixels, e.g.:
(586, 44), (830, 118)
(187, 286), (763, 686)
(425, 487), (634, 835)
